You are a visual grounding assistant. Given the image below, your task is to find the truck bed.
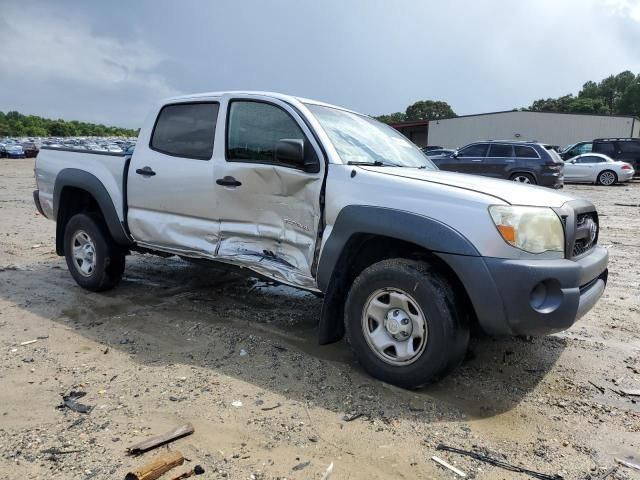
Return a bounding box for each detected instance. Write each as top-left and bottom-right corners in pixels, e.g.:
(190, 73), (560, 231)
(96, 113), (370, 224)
(35, 147), (129, 221)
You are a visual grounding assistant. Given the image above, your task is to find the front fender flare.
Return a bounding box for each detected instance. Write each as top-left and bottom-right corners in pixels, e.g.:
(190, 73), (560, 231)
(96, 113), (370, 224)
(315, 205), (480, 344)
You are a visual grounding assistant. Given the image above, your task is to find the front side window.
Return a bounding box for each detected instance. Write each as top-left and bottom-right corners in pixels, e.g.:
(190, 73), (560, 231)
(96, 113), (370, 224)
(227, 101), (306, 168)
(458, 143), (489, 158)
(578, 156), (604, 163)
(488, 144), (514, 157)
(150, 103), (219, 160)
(574, 142), (593, 155)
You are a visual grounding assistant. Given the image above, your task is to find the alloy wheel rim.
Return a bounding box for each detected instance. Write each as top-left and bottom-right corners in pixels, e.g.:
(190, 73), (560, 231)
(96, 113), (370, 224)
(600, 172), (615, 185)
(513, 175), (531, 183)
(71, 230), (96, 277)
(361, 288), (428, 366)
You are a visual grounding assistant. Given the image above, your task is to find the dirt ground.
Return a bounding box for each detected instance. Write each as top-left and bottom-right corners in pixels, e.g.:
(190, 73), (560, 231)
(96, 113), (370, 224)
(0, 159), (639, 480)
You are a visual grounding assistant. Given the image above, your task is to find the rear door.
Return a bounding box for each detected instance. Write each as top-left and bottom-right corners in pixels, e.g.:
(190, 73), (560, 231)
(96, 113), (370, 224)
(211, 95), (325, 289)
(485, 143), (514, 178)
(617, 140), (640, 171)
(127, 101), (222, 253)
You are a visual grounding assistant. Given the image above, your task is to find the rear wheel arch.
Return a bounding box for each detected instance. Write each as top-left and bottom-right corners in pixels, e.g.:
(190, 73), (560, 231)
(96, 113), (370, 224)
(53, 169), (132, 255)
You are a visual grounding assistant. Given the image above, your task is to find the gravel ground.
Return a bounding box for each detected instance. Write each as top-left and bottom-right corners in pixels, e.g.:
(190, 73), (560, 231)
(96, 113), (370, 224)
(0, 159), (639, 479)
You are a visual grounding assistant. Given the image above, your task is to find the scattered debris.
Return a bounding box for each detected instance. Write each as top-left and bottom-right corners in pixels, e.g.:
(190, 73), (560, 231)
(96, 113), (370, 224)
(615, 457), (640, 472)
(321, 462), (334, 480)
(437, 444), (563, 480)
(126, 423), (194, 456)
(596, 466), (617, 479)
(58, 391), (92, 414)
(170, 464), (205, 479)
(20, 339), (38, 346)
(292, 460), (311, 471)
(41, 447), (84, 455)
(588, 381), (605, 394)
(431, 455), (466, 477)
(231, 400), (243, 408)
(239, 349), (248, 356)
(31, 244), (44, 249)
(261, 403), (281, 411)
(103, 346), (109, 354)
(342, 413), (364, 422)
(272, 344), (288, 352)
(614, 202), (640, 207)
(125, 450), (185, 480)
(620, 389), (640, 396)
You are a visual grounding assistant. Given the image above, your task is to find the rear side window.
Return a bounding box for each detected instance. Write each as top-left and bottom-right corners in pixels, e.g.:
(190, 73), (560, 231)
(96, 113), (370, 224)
(488, 144), (514, 157)
(515, 145), (538, 158)
(458, 143), (488, 157)
(150, 103), (219, 160)
(619, 141), (640, 153)
(593, 142), (614, 156)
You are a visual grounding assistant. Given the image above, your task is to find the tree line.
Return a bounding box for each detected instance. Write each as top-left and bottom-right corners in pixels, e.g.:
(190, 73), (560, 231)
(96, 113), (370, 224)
(0, 111), (138, 138)
(376, 70), (640, 124)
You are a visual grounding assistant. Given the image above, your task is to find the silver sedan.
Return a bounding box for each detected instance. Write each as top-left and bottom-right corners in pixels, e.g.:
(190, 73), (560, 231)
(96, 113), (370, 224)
(563, 153), (635, 186)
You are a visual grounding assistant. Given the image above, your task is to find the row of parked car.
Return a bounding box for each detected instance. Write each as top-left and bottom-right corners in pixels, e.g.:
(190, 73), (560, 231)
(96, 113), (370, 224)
(0, 137), (137, 159)
(422, 137), (639, 187)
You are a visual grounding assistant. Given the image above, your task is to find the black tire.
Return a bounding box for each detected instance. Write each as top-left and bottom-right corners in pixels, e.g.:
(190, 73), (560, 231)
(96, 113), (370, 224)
(344, 259), (469, 389)
(63, 213), (125, 292)
(597, 170), (617, 186)
(510, 172), (536, 184)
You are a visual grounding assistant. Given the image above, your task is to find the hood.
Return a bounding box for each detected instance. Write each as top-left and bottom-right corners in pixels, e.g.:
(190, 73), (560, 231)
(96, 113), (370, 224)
(360, 167), (573, 208)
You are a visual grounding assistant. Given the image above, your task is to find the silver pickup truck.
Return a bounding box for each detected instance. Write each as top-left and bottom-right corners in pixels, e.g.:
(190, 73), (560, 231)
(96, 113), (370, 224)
(34, 91), (609, 388)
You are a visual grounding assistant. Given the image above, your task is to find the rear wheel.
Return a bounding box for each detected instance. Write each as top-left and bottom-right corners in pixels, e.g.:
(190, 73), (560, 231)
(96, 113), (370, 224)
(597, 170), (617, 186)
(64, 213), (125, 291)
(344, 259), (469, 389)
(510, 172), (536, 184)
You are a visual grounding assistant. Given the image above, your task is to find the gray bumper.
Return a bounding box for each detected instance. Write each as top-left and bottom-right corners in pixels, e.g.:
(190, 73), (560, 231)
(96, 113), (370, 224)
(437, 246), (609, 336)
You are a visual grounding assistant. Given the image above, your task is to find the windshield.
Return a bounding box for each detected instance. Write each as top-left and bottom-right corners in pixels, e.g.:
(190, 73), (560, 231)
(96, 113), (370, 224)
(306, 104), (436, 169)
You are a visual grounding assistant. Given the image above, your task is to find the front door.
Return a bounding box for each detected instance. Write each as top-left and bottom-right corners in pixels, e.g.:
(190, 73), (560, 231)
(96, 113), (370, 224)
(212, 96), (325, 290)
(127, 101), (221, 254)
(450, 143), (489, 174)
(567, 155), (597, 181)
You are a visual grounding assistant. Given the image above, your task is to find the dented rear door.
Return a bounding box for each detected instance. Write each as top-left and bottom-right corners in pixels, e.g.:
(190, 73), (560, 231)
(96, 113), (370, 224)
(212, 95), (324, 289)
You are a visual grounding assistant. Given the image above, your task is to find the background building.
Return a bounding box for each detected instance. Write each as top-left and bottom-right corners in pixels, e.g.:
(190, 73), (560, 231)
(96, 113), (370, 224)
(390, 111), (640, 149)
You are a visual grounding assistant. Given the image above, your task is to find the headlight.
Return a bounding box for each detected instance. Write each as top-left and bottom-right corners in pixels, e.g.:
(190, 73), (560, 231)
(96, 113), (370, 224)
(489, 205), (564, 254)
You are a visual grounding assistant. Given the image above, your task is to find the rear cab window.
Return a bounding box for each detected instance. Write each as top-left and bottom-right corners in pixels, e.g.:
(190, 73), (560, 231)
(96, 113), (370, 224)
(150, 102), (220, 160)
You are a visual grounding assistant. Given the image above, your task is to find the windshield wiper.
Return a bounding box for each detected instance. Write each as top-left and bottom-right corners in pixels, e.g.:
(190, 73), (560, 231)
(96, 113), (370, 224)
(347, 160), (404, 167)
(347, 160), (385, 166)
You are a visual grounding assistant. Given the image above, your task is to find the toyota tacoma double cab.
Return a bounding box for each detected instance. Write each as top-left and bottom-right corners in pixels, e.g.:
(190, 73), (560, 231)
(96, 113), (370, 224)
(34, 91), (609, 388)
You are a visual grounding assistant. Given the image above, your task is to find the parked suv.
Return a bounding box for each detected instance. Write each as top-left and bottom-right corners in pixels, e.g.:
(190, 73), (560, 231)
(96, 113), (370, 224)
(432, 140), (564, 188)
(593, 138), (640, 174)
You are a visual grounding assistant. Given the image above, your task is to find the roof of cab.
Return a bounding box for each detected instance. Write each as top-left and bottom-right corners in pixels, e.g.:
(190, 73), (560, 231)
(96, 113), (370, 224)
(162, 91), (360, 115)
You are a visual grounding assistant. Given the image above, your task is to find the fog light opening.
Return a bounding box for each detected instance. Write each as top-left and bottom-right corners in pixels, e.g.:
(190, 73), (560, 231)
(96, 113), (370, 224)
(529, 279), (563, 314)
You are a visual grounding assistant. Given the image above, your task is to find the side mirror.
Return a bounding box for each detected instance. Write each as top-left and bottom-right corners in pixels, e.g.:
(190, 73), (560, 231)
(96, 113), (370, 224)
(275, 139), (319, 173)
(452, 150), (459, 158)
(275, 139), (304, 165)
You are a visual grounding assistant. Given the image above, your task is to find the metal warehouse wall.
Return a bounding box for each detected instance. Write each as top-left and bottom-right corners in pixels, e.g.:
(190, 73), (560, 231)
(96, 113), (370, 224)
(428, 111), (638, 149)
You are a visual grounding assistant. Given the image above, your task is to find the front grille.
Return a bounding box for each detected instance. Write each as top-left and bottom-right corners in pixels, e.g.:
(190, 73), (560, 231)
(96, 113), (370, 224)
(572, 212), (598, 257)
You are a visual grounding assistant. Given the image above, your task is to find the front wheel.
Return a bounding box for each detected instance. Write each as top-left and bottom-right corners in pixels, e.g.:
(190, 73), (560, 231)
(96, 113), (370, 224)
(344, 259), (469, 389)
(597, 170), (617, 186)
(64, 213), (125, 292)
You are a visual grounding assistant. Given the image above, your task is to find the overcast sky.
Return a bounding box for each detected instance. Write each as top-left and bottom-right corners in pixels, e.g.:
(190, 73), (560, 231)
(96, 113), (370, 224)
(1, 0), (640, 128)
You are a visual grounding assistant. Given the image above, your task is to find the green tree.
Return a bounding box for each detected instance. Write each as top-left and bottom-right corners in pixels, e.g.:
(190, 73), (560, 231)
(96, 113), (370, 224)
(375, 112), (406, 124)
(405, 100), (456, 121)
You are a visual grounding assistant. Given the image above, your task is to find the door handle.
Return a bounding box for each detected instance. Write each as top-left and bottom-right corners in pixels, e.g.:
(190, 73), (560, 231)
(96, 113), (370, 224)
(471, 159), (483, 162)
(136, 166), (156, 177)
(216, 176), (242, 187)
